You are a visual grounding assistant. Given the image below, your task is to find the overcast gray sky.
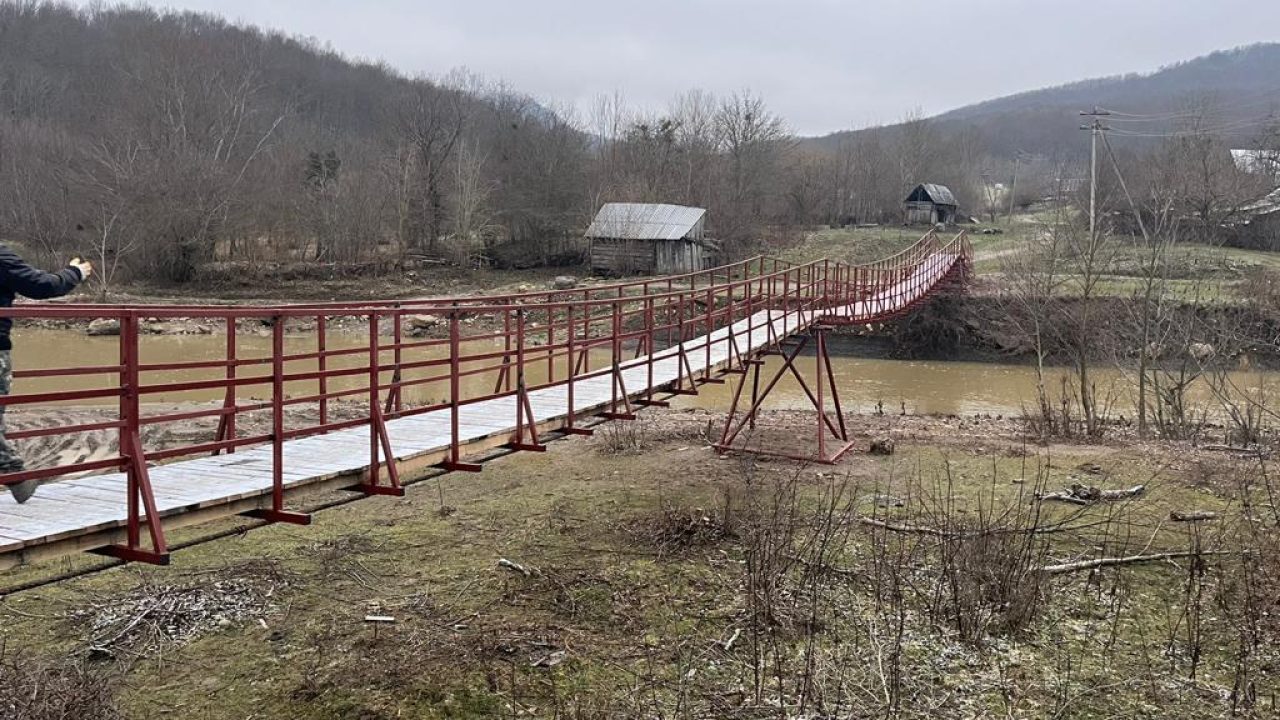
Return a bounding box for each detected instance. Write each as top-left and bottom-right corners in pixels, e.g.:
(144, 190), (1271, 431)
(124, 0), (1280, 135)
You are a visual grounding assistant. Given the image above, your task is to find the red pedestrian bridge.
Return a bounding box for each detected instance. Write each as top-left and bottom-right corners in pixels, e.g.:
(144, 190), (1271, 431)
(0, 231), (970, 570)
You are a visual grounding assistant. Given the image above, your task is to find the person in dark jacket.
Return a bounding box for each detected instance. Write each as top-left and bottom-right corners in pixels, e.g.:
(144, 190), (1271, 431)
(0, 247), (92, 503)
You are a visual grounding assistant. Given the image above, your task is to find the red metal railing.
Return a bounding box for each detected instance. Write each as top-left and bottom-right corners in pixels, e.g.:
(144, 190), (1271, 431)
(0, 232), (969, 565)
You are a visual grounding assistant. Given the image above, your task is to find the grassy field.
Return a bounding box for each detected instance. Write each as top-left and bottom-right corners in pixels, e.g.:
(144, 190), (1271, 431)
(785, 216), (1280, 305)
(2, 409), (1275, 719)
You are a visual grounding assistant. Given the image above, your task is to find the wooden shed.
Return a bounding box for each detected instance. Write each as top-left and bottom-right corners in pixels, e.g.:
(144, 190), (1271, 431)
(586, 203), (714, 275)
(903, 184), (958, 225)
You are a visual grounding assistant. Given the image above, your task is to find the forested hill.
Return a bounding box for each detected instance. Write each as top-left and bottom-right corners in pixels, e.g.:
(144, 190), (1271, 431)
(4, 2), (1278, 289)
(0, 3), (591, 284)
(0, 3), (809, 287)
(818, 44), (1280, 158)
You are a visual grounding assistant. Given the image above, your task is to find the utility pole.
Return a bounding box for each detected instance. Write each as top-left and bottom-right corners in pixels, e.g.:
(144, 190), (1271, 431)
(1079, 107), (1112, 241)
(981, 168), (994, 223)
(1074, 107), (1111, 438)
(1007, 152), (1021, 220)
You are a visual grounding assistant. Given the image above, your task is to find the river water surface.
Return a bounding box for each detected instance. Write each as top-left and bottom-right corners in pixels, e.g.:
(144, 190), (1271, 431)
(9, 328), (1277, 418)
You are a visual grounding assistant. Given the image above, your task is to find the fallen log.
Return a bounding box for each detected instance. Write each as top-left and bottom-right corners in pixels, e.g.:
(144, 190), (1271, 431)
(1038, 484), (1145, 505)
(1170, 510), (1217, 522)
(857, 516), (1110, 537)
(722, 628), (742, 652)
(1037, 492), (1089, 506)
(498, 558), (533, 577)
(1097, 485), (1146, 501)
(1201, 444), (1271, 459)
(858, 516), (949, 536)
(1040, 550), (1233, 575)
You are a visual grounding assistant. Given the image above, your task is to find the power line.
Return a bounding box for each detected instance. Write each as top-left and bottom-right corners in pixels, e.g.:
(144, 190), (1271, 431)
(1098, 81), (1280, 121)
(1100, 131), (1150, 244)
(1108, 116), (1276, 138)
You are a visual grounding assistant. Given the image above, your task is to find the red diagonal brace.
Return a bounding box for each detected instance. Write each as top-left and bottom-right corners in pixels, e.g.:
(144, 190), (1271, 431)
(714, 327), (854, 464)
(599, 300), (636, 420)
(96, 314), (170, 564)
(363, 313), (404, 497)
(509, 309), (547, 452)
(95, 431), (171, 564)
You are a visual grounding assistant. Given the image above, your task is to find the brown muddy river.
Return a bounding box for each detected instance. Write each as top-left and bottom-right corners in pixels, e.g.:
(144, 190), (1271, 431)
(8, 328), (1277, 419)
(681, 353), (1277, 418)
(9, 328), (607, 408)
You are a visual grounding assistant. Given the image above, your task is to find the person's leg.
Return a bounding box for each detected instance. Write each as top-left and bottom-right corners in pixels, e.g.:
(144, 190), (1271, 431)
(0, 349), (34, 503)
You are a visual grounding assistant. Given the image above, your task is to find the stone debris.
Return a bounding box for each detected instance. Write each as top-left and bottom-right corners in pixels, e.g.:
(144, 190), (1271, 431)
(869, 438), (896, 455)
(86, 318), (120, 336)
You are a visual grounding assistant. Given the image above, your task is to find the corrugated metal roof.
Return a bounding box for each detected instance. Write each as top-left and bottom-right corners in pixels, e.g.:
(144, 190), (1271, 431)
(907, 183), (957, 207)
(585, 203), (706, 241)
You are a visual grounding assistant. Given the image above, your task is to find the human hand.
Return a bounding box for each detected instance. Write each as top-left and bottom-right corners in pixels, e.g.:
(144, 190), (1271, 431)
(70, 257), (93, 280)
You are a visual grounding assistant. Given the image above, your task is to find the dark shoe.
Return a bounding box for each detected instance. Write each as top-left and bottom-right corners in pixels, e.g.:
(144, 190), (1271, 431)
(9, 478), (37, 504)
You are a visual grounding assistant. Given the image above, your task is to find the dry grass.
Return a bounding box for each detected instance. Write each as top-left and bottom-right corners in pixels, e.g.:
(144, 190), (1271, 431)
(0, 643), (121, 720)
(0, 408), (1276, 718)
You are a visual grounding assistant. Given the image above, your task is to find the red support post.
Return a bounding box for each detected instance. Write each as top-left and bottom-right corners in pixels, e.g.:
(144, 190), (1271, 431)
(701, 286), (725, 384)
(96, 312), (171, 564)
(635, 296), (668, 408)
(384, 304), (404, 415)
(546, 305), (556, 384)
(669, 291), (699, 397)
(213, 315), (237, 454)
(563, 304), (593, 436)
(317, 314), (329, 426)
(782, 270), (791, 337)
(598, 300), (635, 420)
(242, 315), (312, 524)
(494, 308), (512, 395)
(442, 307), (482, 472)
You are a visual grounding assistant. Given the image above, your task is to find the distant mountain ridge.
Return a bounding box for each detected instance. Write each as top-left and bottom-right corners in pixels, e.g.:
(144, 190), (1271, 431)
(816, 44), (1280, 158)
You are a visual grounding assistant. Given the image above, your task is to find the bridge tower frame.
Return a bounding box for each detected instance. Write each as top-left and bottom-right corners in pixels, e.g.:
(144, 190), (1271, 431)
(713, 326), (855, 465)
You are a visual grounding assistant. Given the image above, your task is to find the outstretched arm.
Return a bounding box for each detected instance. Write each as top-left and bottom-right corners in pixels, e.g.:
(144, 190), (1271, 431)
(0, 247), (85, 300)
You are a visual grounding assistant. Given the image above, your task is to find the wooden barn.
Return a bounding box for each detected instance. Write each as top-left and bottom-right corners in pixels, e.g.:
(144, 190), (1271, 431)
(586, 203), (714, 275)
(903, 183), (958, 225)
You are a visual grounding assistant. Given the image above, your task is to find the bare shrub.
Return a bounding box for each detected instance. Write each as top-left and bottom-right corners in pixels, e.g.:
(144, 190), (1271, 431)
(1148, 361), (1209, 442)
(733, 468), (865, 712)
(1205, 369), (1274, 446)
(1215, 463), (1280, 712)
(629, 497), (736, 555)
(910, 465), (1055, 641)
(1239, 266), (1280, 317)
(0, 644), (120, 720)
(596, 417), (651, 455)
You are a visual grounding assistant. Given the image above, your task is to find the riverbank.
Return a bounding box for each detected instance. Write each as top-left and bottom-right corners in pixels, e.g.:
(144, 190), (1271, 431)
(861, 290), (1280, 369)
(15, 263), (599, 336)
(1, 407), (1276, 719)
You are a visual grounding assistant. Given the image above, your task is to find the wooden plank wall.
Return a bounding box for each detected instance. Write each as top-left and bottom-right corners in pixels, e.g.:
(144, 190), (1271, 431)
(590, 238), (655, 274)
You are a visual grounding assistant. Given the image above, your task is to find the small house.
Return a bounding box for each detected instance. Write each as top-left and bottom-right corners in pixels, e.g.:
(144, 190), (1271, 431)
(1233, 187), (1280, 250)
(586, 203), (714, 275)
(903, 184), (958, 225)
